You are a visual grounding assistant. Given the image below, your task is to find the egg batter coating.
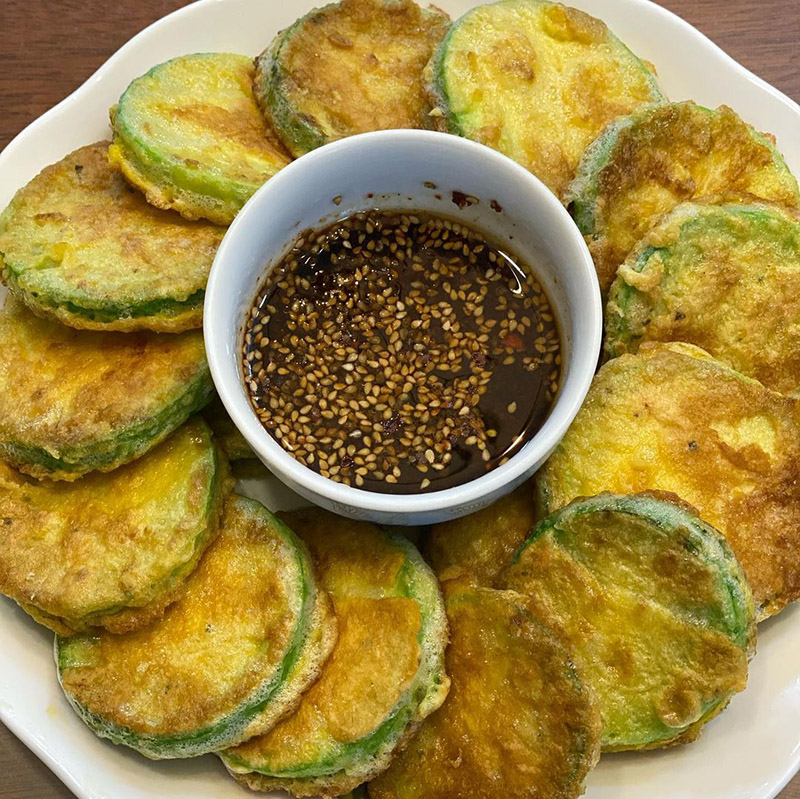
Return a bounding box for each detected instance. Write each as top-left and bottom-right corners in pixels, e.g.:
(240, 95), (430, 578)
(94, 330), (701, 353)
(428, 0), (664, 197)
(505, 492), (755, 750)
(221, 507), (449, 797)
(110, 53), (291, 225)
(0, 419), (229, 636)
(57, 495), (337, 759)
(368, 580), (601, 799)
(256, 0), (450, 157)
(0, 143), (225, 332)
(605, 201), (800, 397)
(424, 480), (536, 585)
(567, 102), (800, 292)
(0, 297), (213, 481)
(537, 342), (800, 620)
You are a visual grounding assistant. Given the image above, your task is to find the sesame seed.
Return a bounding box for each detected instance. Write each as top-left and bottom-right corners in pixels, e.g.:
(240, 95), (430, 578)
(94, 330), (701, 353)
(241, 210), (561, 493)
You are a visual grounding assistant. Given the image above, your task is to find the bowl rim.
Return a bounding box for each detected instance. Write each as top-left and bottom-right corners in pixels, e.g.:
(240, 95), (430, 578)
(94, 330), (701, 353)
(204, 129), (603, 516)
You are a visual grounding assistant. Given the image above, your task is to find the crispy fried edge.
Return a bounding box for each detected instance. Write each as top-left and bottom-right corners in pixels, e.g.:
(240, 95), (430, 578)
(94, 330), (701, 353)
(55, 496), (339, 759)
(220, 525), (450, 795)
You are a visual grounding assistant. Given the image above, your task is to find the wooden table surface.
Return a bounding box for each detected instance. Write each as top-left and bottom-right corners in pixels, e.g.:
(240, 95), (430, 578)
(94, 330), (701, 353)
(1, 0), (799, 796)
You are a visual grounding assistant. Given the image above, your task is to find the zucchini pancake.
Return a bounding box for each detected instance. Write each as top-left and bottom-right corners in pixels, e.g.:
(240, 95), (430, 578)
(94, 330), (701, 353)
(368, 580), (601, 799)
(0, 143), (224, 332)
(4, 0), (800, 792)
(0, 419), (228, 636)
(255, 0), (450, 157)
(424, 480), (537, 586)
(110, 53), (291, 225)
(222, 508), (449, 797)
(505, 493), (755, 751)
(605, 201), (800, 397)
(427, 0), (664, 196)
(203, 397), (256, 462)
(57, 495), (336, 760)
(537, 342), (800, 620)
(567, 101), (800, 291)
(0, 297), (212, 481)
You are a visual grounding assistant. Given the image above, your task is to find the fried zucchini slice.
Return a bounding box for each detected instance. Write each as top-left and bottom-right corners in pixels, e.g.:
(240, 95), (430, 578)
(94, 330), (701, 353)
(255, 0), (450, 157)
(505, 492), (755, 751)
(221, 507), (449, 797)
(0, 297), (213, 481)
(203, 396), (256, 461)
(368, 580), (601, 799)
(606, 201), (800, 396)
(424, 480), (536, 585)
(57, 495), (336, 759)
(567, 102), (800, 292)
(0, 419), (228, 636)
(0, 143), (224, 332)
(110, 53), (291, 225)
(537, 342), (800, 620)
(428, 0), (664, 197)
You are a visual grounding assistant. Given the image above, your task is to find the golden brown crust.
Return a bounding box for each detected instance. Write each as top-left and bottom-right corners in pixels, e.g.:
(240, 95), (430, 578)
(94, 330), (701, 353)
(606, 200), (800, 397)
(425, 480), (536, 586)
(0, 421), (227, 634)
(223, 507), (448, 796)
(433, 0), (663, 197)
(110, 55), (291, 226)
(504, 493), (753, 750)
(368, 581), (601, 799)
(588, 104), (800, 291)
(537, 342), (800, 619)
(267, 0), (450, 154)
(58, 496), (331, 747)
(30, 301), (201, 333)
(230, 597), (422, 796)
(282, 507), (410, 595)
(0, 296), (210, 480)
(0, 142), (224, 330)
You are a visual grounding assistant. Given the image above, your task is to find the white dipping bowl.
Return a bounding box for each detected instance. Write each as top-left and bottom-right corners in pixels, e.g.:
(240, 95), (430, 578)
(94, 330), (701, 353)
(205, 130), (601, 525)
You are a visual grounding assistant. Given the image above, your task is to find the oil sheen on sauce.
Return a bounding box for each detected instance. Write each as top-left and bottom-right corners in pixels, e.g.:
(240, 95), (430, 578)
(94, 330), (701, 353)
(242, 210), (561, 494)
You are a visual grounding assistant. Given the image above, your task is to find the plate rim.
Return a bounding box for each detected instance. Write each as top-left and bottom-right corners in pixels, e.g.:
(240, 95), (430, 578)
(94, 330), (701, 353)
(1, 1), (799, 798)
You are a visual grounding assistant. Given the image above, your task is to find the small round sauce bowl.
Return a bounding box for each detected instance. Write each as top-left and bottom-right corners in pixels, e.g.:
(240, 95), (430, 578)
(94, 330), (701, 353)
(204, 130), (601, 525)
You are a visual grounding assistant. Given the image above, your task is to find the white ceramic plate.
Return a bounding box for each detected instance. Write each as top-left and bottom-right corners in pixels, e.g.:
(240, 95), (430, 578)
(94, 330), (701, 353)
(2, 0), (800, 797)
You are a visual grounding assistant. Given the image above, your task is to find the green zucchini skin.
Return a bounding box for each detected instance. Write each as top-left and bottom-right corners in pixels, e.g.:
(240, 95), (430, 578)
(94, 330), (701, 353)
(0, 376), (213, 481)
(427, 0), (664, 197)
(0, 143), (224, 332)
(110, 53), (291, 225)
(56, 496), (337, 760)
(567, 112), (639, 237)
(506, 492), (756, 751)
(254, 0), (450, 158)
(605, 201), (800, 397)
(0, 297), (213, 481)
(565, 101), (800, 292)
(255, 14), (331, 157)
(221, 509), (449, 796)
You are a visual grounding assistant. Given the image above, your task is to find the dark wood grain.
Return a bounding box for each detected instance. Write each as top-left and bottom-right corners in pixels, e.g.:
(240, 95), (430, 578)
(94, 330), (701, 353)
(0, 0), (799, 797)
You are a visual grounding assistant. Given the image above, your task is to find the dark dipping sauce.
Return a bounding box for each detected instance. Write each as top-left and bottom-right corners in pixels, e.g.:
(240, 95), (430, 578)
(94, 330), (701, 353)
(242, 210), (561, 493)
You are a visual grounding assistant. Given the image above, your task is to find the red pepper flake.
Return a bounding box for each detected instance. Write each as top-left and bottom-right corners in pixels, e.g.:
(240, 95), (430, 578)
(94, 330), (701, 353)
(502, 332), (525, 351)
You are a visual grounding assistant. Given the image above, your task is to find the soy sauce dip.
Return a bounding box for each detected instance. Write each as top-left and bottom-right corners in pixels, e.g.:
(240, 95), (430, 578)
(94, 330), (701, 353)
(242, 209), (561, 493)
